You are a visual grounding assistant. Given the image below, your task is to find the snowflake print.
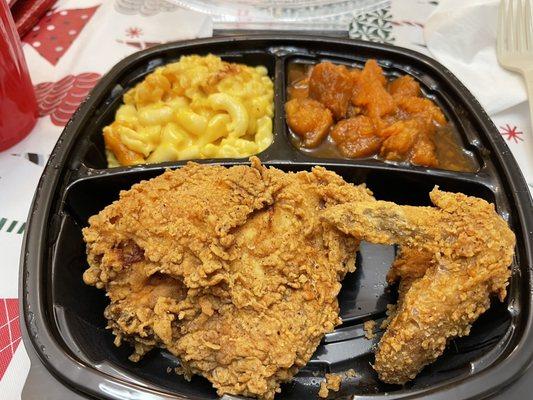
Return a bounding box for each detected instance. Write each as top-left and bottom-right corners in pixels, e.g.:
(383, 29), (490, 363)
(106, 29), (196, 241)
(500, 124), (524, 143)
(126, 27), (143, 38)
(349, 5), (395, 44)
(115, 0), (178, 16)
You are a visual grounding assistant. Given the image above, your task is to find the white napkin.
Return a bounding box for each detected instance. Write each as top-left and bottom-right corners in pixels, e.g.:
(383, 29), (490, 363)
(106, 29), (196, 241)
(424, 0), (527, 115)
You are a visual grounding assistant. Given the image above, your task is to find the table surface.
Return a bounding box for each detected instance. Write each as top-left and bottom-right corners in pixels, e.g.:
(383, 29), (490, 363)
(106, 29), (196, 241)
(0, 1), (531, 399)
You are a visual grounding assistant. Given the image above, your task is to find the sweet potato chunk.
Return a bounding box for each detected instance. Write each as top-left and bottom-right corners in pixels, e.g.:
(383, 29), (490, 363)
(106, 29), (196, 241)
(396, 97), (446, 126)
(380, 119), (438, 167)
(360, 59), (387, 86)
(410, 133), (438, 167)
(352, 60), (395, 119)
(331, 116), (382, 158)
(389, 75), (421, 98)
(380, 120), (419, 161)
(309, 62), (354, 119)
(285, 98), (333, 148)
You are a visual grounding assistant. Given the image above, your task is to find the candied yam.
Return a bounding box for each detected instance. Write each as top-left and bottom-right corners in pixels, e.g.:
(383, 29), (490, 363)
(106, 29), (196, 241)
(309, 62), (354, 119)
(380, 117), (438, 166)
(331, 116), (382, 158)
(396, 97), (446, 126)
(379, 119), (416, 138)
(380, 120), (419, 161)
(287, 76), (309, 99)
(351, 69), (362, 84)
(346, 104), (363, 118)
(362, 59), (387, 86)
(414, 116), (438, 138)
(389, 75), (421, 98)
(338, 137), (382, 159)
(410, 134), (438, 167)
(352, 60), (395, 119)
(331, 115), (374, 143)
(285, 98), (333, 148)
(352, 84), (395, 119)
(284, 60), (458, 169)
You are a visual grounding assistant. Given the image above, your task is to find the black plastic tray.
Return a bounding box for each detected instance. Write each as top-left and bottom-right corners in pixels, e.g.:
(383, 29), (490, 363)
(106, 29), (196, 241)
(20, 35), (533, 400)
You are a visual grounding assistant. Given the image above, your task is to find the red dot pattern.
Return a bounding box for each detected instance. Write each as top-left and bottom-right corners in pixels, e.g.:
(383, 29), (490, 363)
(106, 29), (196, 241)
(23, 6), (99, 66)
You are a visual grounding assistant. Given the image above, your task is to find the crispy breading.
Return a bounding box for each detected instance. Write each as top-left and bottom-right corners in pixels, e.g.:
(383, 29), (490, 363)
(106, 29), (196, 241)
(363, 320), (377, 340)
(82, 157), (373, 400)
(318, 373), (342, 398)
(322, 187), (515, 384)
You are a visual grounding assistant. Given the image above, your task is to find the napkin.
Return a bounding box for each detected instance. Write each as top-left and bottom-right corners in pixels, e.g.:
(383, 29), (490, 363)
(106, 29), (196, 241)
(424, 0), (527, 115)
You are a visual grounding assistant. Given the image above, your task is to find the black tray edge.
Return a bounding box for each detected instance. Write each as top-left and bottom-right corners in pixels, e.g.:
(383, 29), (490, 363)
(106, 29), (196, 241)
(19, 35), (533, 400)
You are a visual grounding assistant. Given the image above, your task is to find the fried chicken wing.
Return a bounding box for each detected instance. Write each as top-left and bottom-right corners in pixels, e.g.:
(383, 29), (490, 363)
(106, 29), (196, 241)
(82, 157), (374, 399)
(322, 187), (515, 384)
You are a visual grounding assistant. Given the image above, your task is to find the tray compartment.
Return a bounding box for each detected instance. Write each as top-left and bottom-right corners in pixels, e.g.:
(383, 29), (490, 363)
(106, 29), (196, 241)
(48, 162), (515, 398)
(77, 49), (279, 170)
(281, 54), (482, 172)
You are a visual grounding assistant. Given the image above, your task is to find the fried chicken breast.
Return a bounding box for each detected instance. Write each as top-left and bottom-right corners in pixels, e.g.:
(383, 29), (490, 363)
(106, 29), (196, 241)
(82, 157), (373, 399)
(322, 187), (515, 385)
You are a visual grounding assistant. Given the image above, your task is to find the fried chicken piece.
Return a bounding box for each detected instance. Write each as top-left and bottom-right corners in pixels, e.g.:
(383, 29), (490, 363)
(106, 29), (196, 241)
(83, 157), (374, 400)
(322, 187), (515, 384)
(318, 373), (342, 398)
(387, 246), (434, 286)
(363, 320), (377, 339)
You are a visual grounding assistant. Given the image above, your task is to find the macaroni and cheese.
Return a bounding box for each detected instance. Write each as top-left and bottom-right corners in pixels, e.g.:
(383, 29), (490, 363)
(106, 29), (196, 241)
(103, 54), (274, 166)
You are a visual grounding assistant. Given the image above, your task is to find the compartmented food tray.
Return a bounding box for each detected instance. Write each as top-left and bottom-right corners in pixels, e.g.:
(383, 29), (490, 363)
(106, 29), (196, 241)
(20, 35), (533, 400)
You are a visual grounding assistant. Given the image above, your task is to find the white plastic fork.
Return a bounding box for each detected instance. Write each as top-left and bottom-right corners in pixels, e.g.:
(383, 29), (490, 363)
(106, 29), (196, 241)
(497, 0), (533, 128)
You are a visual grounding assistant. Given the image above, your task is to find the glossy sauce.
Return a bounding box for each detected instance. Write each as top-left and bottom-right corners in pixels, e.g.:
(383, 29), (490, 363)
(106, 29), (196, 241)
(286, 63), (477, 172)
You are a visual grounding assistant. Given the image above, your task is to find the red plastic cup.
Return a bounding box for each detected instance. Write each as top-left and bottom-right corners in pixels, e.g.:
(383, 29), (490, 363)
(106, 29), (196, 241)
(0, 0), (37, 151)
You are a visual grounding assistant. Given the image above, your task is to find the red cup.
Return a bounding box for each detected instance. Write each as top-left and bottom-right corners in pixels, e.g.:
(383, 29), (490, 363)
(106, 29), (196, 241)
(0, 0), (37, 151)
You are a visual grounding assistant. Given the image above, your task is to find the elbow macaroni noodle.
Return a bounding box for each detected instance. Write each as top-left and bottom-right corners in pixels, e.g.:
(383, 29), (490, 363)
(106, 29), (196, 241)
(103, 54), (274, 166)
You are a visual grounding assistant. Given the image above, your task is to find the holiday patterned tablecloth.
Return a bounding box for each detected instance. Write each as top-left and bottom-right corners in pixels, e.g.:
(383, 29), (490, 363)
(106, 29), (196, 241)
(0, 1), (531, 398)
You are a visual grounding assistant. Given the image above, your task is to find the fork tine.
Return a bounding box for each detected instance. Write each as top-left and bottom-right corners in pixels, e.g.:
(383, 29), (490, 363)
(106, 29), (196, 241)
(517, 0), (529, 51)
(507, 0), (516, 51)
(517, 0), (525, 50)
(498, 0), (507, 55)
(526, 0), (533, 50)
